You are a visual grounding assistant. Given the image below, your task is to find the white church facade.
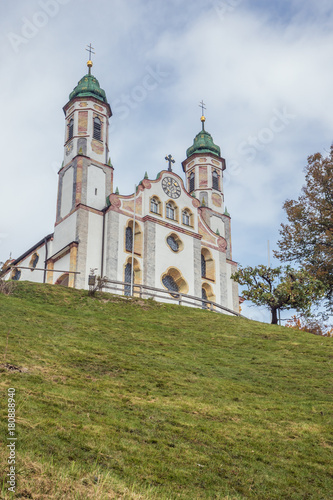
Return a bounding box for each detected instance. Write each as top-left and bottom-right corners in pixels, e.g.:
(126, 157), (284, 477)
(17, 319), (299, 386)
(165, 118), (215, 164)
(2, 60), (240, 315)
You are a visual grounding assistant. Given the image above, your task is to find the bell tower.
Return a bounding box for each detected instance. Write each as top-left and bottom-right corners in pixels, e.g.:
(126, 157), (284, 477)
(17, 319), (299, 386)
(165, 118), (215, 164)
(56, 54), (113, 221)
(52, 50), (114, 289)
(182, 110), (226, 214)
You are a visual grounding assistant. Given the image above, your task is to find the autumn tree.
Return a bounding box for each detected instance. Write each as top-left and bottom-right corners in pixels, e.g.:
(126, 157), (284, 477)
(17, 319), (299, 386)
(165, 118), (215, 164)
(231, 265), (325, 324)
(286, 315), (333, 337)
(274, 146), (333, 311)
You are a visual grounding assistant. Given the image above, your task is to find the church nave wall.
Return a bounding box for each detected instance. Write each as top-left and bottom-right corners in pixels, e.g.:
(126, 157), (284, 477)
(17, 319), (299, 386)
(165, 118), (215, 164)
(84, 211), (104, 286)
(154, 223), (196, 296)
(53, 213), (77, 256)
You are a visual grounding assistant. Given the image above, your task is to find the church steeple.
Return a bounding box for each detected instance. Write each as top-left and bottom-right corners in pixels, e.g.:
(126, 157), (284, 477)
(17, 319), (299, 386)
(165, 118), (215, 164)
(56, 49), (114, 222)
(68, 58), (109, 105)
(186, 107), (221, 158)
(62, 50), (112, 166)
(67, 53), (111, 109)
(182, 106), (226, 212)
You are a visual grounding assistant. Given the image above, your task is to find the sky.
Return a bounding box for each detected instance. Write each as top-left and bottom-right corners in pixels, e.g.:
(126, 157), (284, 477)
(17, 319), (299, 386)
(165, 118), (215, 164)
(1, 0), (332, 322)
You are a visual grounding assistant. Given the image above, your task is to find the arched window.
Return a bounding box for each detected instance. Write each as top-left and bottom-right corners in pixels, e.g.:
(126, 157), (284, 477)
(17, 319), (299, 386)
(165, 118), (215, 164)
(212, 170), (219, 190)
(68, 119), (74, 140)
(29, 253), (39, 271)
(125, 221), (143, 255)
(161, 267), (189, 296)
(93, 117), (102, 141)
(167, 235), (179, 252)
(182, 209), (190, 226)
(11, 269), (21, 281)
(166, 202), (175, 220)
(201, 248), (215, 281)
(124, 262), (132, 296)
(125, 226), (133, 252)
(124, 257), (142, 296)
(162, 275), (179, 294)
(189, 171), (195, 192)
(150, 197), (159, 214)
(201, 253), (207, 278)
(165, 233), (183, 253)
(202, 283), (216, 308)
(202, 287), (208, 309)
(55, 273), (69, 287)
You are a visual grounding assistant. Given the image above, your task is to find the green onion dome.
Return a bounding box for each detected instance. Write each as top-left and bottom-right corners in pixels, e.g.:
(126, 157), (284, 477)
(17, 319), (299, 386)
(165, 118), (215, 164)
(186, 129), (221, 158)
(186, 116), (221, 158)
(69, 73), (108, 104)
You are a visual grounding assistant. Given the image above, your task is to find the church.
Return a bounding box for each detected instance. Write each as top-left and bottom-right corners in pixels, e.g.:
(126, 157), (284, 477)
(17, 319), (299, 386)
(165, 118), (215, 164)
(2, 57), (240, 315)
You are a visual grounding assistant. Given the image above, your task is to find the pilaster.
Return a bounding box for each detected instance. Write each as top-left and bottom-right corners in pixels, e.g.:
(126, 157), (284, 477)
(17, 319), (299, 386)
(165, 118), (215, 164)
(46, 261), (54, 284)
(69, 244), (78, 288)
(143, 221), (156, 287)
(105, 210), (120, 280)
(232, 277), (239, 314)
(74, 209), (89, 288)
(219, 252), (228, 307)
(193, 238), (202, 298)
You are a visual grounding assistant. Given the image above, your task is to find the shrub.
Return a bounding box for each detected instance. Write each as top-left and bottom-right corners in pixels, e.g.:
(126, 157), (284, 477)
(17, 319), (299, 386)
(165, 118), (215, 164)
(286, 315), (333, 337)
(0, 278), (15, 296)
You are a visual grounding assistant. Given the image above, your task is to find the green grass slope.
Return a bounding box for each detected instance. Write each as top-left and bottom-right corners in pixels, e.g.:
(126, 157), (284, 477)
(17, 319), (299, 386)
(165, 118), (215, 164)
(0, 282), (332, 499)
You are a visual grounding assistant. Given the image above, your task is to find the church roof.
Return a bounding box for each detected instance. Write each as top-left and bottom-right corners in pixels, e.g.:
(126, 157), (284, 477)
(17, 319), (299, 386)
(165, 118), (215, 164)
(186, 118), (221, 158)
(7, 233), (54, 268)
(69, 73), (108, 104)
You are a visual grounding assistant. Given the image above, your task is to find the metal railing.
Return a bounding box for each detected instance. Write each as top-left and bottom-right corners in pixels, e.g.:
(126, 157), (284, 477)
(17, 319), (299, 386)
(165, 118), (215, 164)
(100, 279), (241, 317)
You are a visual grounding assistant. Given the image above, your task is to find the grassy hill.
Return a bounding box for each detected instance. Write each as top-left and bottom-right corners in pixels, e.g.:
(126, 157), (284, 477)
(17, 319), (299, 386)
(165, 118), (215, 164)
(0, 282), (332, 500)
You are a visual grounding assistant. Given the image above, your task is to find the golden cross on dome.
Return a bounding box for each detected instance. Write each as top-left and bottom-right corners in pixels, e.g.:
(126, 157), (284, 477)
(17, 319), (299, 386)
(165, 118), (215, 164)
(199, 100), (206, 116)
(86, 43), (95, 60)
(199, 100), (206, 130)
(86, 43), (95, 74)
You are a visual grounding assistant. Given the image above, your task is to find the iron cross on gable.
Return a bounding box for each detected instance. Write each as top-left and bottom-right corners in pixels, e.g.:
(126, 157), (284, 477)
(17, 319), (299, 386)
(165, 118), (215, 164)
(165, 154), (175, 172)
(86, 43), (95, 60)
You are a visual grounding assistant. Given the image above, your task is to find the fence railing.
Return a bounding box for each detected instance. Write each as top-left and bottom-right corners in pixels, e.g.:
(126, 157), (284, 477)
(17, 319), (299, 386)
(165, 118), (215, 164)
(99, 279), (241, 317)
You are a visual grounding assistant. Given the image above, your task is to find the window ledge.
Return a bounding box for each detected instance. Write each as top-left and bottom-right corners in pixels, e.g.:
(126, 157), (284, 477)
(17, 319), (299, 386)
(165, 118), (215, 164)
(202, 277), (216, 283)
(125, 250), (142, 257)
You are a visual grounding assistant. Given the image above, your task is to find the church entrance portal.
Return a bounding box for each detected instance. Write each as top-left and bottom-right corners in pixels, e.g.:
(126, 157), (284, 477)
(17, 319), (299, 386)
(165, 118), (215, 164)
(55, 273), (69, 287)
